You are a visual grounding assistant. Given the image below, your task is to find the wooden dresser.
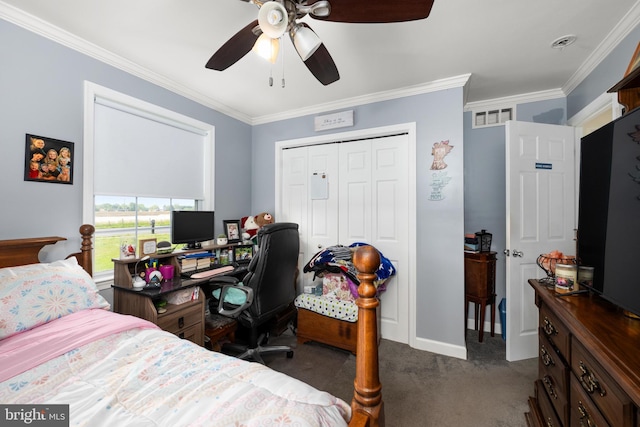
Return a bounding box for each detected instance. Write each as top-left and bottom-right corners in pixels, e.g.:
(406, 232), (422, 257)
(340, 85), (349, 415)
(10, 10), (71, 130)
(526, 280), (640, 427)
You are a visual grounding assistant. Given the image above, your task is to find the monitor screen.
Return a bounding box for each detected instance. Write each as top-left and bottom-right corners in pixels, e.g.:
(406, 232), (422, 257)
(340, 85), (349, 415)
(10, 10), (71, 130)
(171, 210), (215, 249)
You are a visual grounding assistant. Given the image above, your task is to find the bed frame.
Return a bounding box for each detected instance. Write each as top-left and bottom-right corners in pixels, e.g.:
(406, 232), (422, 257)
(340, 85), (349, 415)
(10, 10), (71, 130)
(0, 225), (384, 427)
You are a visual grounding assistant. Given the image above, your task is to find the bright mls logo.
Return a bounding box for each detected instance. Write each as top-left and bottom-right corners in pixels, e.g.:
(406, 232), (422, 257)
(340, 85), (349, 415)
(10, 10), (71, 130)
(1, 405), (69, 426)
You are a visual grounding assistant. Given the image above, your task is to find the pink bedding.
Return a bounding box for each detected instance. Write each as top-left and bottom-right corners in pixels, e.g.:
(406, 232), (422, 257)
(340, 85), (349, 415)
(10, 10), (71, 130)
(0, 309), (157, 383)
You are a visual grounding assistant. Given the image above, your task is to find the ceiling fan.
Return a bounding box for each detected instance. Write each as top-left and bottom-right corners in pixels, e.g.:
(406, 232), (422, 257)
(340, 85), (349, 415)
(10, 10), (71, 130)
(205, 0), (435, 86)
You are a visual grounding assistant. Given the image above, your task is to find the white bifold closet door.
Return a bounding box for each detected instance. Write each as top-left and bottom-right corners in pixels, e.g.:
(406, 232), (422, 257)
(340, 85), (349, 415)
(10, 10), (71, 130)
(281, 133), (409, 344)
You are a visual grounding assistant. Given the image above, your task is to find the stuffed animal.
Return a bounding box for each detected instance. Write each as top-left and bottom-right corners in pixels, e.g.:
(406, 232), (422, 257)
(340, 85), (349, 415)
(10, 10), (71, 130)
(241, 212), (274, 241)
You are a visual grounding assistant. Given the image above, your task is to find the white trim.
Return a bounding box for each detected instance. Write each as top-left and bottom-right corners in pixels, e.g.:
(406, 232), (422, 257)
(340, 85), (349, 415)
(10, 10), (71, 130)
(274, 122), (418, 348)
(82, 80), (215, 225)
(412, 336), (467, 360)
(567, 92), (622, 127)
(562, 1), (640, 96)
(255, 74), (471, 125)
(464, 88), (565, 112)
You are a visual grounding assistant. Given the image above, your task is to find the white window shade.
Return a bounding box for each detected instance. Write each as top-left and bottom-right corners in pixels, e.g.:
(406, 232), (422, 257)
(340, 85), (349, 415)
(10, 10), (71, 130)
(94, 102), (207, 200)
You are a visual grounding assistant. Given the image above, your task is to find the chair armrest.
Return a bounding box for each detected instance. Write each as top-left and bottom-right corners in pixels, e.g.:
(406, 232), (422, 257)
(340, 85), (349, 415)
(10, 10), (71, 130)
(217, 284), (254, 317)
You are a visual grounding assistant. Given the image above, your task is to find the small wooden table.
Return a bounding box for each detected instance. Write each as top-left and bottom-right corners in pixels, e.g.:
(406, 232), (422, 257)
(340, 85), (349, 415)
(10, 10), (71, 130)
(464, 251), (497, 342)
(205, 314), (238, 352)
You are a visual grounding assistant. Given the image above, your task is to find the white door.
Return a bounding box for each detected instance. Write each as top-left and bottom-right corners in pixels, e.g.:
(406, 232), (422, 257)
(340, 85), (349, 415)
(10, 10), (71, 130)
(339, 135), (410, 343)
(281, 145), (339, 292)
(281, 133), (410, 344)
(505, 121), (576, 361)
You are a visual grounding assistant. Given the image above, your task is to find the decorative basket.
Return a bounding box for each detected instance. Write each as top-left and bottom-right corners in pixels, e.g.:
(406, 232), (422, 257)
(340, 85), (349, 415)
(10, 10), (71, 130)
(536, 254), (576, 285)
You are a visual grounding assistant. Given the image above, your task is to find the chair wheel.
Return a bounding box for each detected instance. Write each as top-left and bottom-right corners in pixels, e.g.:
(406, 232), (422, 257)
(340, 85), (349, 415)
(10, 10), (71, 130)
(286, 351), (294, 359)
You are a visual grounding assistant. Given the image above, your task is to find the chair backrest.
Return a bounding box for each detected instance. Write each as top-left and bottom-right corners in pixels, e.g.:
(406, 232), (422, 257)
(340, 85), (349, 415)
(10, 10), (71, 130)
(241, 222), (299, 325)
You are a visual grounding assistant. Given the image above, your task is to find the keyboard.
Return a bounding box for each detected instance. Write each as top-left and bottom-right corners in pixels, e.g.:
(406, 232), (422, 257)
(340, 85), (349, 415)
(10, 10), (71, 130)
(189, 265), (235, 279)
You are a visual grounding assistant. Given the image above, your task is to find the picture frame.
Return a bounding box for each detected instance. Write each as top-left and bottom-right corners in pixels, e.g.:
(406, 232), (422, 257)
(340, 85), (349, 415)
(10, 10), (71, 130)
(24, 134), (74, 184)
(232, 244), (254, 263)
(139, 238), (158, 257)
(223, 219), (242, 243)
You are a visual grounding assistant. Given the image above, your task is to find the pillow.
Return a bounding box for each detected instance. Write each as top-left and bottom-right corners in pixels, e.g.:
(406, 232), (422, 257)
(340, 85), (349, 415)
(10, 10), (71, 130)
(0, 257), (110, 340)
(322, 273), (356, 302)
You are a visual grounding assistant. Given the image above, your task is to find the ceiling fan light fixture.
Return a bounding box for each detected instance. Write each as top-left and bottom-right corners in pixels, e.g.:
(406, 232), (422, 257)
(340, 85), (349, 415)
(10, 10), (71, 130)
(258, 1), (289, 38)
(297, 1), (331, 18)
(252, 33), (280, 63)
(291, 25), (321, 61)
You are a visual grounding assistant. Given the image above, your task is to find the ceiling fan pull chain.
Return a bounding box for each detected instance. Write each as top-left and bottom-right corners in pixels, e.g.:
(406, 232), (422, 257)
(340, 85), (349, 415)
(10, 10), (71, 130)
(269, 67), (274, 87)
(281, 41), (286, 88)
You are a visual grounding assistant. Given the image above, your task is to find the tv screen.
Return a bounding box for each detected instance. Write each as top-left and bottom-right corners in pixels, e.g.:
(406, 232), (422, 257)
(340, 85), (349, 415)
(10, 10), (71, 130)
(171, 210), (215, 249)
(577, 107), (640, 316)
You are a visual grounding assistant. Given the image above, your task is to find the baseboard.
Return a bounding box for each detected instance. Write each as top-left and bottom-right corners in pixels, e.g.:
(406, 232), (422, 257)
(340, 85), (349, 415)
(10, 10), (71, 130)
(412, 336), (467, 360)
(466, 319), (503, 335)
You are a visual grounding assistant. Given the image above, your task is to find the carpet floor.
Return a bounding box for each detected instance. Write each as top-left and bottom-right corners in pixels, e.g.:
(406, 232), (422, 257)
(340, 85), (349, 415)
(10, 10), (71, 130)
(262, 328), (537, 427)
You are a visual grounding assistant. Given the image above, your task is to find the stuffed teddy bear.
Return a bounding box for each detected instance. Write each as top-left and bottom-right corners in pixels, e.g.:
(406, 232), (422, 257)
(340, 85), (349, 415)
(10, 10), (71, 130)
(241, 212), (274, 241)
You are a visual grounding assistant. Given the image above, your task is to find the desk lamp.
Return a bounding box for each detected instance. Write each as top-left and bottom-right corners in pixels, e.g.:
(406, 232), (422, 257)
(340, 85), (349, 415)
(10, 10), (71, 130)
(133, 255), (150, 289)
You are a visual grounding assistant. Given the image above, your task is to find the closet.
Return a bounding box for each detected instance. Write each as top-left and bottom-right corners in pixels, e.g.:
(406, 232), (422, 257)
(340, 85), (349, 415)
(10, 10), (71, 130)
(279, 133), (410, 343)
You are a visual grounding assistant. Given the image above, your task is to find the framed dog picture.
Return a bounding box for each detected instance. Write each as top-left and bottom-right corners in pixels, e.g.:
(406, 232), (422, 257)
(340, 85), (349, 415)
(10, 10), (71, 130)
(24, 134), (74, 184)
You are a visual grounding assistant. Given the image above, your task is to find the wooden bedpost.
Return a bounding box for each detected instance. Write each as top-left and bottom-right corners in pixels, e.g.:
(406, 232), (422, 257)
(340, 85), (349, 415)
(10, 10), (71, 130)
(351, 245), (384, 427)
(67, 224), (95, 276)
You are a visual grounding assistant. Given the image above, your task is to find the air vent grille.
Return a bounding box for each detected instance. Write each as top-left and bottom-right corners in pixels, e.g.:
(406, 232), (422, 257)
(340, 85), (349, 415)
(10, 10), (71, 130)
(473, 106), (514, 128)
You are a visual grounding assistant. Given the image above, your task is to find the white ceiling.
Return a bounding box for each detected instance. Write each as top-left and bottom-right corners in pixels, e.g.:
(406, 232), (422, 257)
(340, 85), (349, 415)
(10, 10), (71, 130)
(2, 0), (639, 124)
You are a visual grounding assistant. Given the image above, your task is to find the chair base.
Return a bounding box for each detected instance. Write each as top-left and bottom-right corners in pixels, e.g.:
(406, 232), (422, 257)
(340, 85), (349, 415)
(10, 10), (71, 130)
(222, 333), (294, 364)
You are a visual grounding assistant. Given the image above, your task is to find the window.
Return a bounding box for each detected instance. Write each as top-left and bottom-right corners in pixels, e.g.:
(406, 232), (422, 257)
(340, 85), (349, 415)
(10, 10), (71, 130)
(83, 82), (215, 284)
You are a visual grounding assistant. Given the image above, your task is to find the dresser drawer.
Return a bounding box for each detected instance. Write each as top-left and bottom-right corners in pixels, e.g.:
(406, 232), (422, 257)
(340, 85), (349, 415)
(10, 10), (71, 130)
(571, 338), (633, 427)
(570, 374), (610, 427)
(539, 335), (569, 397)
(539, 304), (570, 360)
(535, 379), (563, 427)
(157, 304), (202, 334)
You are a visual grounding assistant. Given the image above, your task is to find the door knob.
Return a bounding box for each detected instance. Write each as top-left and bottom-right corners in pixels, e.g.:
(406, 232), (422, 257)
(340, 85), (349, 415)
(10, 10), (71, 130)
(503, 249), (510, 256)
(512, 250), (524, 257)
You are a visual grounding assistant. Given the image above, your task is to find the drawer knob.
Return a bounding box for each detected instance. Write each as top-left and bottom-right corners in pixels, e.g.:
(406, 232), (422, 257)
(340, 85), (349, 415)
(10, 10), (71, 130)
(579, 361), (607, 397)
(179, 332), (185, 339)
(542, 375), (558, 400)
(577, 401), (596, 427)
(179, 316), (184, 328)
(542, 317), (558, 336)
(540, 345), (555, 367)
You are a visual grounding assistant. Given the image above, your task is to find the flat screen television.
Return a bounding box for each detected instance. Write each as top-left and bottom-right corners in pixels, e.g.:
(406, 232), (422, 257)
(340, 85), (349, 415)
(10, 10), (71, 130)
(170, 210), (215, 249)
(577, 106), (640, 317)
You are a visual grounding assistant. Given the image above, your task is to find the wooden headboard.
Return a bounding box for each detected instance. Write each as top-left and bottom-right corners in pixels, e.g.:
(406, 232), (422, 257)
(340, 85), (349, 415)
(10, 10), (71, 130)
(0, 224), (95, 275)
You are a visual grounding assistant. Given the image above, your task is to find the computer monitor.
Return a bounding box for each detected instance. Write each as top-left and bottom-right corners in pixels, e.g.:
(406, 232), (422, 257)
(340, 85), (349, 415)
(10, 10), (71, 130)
(170, 210), (215, 249)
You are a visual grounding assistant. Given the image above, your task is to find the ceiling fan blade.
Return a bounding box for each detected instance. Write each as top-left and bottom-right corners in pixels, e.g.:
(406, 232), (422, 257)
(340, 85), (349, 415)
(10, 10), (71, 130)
(303, 41), (340, 86)
(308, 0), (435, 23)
(205, 19), (260, 71)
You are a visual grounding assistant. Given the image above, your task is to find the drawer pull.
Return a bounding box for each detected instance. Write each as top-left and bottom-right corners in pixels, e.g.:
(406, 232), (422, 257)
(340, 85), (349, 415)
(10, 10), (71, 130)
(179, 332), (185, 339)
(546, 417), (554, 427)
(542, 317), (558, 336)
(542, 375), (558, 399)
(178, 316), (184, 328)
(577, 401), (596, 427)
(540, 345), (555, 367)
(579, 361), (606, 397)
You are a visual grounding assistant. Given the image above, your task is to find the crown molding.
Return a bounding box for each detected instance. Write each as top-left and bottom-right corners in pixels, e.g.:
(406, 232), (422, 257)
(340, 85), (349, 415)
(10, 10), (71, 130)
(562, 1), (640, 95)
(251, 74), (472, 125)
(463, 88), (565, 112)
(0, 2), (252, 124)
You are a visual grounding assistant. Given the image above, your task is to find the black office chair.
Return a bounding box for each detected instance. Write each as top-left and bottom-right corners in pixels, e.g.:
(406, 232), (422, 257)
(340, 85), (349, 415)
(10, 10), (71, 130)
(208, 222), (299, 364)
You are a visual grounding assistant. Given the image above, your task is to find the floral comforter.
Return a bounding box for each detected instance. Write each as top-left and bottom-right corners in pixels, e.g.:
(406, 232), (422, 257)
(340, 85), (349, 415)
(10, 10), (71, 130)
(0, 310), (350, 426)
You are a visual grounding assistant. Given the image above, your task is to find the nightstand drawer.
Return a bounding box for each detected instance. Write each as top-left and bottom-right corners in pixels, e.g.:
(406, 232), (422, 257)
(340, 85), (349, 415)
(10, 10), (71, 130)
(570, 374), (610, 427)
(539, 304), (570, 360)
(174, 324), (199, 344)
(571, 338), (632, 427)
(158, 304), (201, 333)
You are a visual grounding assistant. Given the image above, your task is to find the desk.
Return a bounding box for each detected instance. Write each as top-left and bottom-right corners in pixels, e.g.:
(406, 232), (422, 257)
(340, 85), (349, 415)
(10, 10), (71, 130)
(464, 251), (497, 342)
(113, 251), (248, 347)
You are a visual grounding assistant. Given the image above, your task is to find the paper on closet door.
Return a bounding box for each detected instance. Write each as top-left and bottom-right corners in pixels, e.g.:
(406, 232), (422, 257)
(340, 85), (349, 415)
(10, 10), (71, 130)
(310, 173), (328, 199)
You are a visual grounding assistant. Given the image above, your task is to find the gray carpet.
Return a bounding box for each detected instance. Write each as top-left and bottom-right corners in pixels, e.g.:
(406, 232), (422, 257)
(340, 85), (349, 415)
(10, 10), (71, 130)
(264, 328), (537, 427)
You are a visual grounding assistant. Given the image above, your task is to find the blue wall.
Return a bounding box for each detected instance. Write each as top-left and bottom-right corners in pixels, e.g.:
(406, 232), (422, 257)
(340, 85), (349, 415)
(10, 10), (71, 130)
(0, 19), (252, 260)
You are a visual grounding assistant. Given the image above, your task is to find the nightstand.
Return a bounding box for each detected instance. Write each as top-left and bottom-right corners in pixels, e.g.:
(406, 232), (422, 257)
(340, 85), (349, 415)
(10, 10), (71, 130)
(464, 251), (497, 342)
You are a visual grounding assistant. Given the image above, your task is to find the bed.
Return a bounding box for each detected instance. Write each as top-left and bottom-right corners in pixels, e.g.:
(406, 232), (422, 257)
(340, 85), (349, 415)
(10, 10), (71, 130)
(0, 225), (383, 427)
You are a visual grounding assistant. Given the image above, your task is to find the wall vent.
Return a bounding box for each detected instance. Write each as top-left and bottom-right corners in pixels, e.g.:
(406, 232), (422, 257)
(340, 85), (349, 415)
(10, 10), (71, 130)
(472, 106), (514, 128)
